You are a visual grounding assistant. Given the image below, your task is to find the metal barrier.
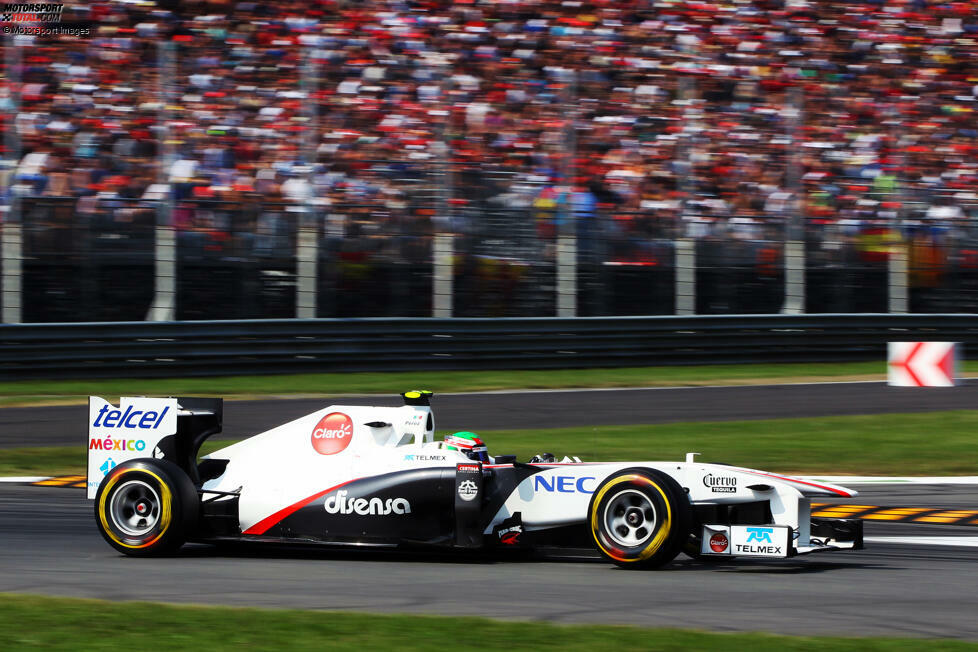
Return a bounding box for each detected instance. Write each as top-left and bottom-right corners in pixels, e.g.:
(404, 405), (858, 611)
(1, 314), (975, 380)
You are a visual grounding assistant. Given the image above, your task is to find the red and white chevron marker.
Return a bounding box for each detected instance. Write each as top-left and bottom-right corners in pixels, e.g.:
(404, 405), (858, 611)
(887, 341), (958, 387)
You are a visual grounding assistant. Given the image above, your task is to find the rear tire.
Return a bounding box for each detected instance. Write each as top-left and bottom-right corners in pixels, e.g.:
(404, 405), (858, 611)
(94, 459), (198, 556)
(588, 468), (692, 569)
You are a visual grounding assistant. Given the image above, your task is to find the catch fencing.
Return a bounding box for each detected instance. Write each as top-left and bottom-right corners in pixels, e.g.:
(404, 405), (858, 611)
(9, 194), (978, 323)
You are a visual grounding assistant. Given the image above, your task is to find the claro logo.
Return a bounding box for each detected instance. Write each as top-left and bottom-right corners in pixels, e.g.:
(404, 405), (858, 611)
(709, 532), (729, 553)
(311, 412), (354, 455)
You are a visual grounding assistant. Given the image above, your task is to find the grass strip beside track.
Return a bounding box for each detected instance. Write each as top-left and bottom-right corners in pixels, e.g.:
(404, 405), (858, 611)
(0, 594), (974, 651)
(4, 411), (978, 477)
(0, 360), (965, 407)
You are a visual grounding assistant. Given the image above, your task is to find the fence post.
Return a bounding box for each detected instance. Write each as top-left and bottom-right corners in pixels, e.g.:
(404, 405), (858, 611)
(432, 65), (454, 319)
(675, 238), (695, 315)
(147, 211), (176, 321)
(783, 85), (805, 314)
(676, 75), (697, 316)
(1, 220), (21, 324)
(783, 241), (805, 314)
(556, 233), (577, 317)
(296, 211), (318, 318)
(889, 245), (908, 313)
(2, 35), (22, 324)
(433, 233), (453, 317)
(147, 41), (175, 321)
(295, 46), (320, 319)
(556, 69), (577, 317)
(889, 101), (909, 314)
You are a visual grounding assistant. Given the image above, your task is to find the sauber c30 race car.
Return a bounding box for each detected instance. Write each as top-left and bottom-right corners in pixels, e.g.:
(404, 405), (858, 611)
(86, 391), (863, 569)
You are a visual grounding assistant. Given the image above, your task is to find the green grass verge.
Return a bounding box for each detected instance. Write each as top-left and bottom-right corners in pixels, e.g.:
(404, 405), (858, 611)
(5, 411), (978, 477)
(1, 360), (966, 407)
(0, 594), (973, 651)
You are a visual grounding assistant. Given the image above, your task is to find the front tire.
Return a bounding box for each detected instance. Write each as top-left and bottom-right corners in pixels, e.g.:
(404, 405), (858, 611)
(588, 468), (692, 569)
(95, 459), (198, 556)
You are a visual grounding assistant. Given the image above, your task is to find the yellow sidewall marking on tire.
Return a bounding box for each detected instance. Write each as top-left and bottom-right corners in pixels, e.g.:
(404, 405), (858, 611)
(590, 474), (673, 563)
(98, 469), (172, 549)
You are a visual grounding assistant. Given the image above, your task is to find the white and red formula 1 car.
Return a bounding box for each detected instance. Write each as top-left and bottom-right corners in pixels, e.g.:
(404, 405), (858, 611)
(87, 391), (862, 569)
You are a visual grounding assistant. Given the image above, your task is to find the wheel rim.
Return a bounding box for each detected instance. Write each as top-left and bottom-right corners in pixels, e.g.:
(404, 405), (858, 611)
(108, 479), (161, 538)
(603, 488), (657, 548)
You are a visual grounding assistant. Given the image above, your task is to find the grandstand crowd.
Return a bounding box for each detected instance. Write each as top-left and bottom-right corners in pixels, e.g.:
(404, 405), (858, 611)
(2, 0), (978, 233)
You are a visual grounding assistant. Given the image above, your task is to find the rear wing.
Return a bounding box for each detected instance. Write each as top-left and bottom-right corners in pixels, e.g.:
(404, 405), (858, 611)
(87, 396), (222, 498)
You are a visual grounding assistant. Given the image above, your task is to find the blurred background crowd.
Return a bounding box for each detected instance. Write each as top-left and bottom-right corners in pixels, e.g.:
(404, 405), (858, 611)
(2, 0), (978, 321)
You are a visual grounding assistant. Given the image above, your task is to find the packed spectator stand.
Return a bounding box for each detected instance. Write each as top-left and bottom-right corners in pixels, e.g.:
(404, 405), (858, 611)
(2, 0), (978, 321)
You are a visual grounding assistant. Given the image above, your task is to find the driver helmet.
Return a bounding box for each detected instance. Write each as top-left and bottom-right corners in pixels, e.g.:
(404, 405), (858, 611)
(444, 431), (489, 463)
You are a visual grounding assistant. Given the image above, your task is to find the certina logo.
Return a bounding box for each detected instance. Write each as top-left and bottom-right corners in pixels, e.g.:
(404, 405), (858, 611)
(703, 473), (737, 493)
(92, 405), (169, 430)
(709, 532), (729, 553)
(311, 412), (353, 455)
(534, 475), (596, 493)
(324, 490), (411, 515)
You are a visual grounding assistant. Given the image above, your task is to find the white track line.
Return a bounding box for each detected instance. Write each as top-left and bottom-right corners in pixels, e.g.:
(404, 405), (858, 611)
(0, 476), (51, 483)
(436, 377), (978, 396)
(439, 380), (895, 396)
(801, 476), (978, 485)
(866, 536), (978, 548)
(243, 380), (909, 400)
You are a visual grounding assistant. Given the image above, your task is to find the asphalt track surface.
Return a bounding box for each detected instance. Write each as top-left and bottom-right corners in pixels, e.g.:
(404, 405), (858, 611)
(4, 380), (978, 448)
(2, 482), (978, 639)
